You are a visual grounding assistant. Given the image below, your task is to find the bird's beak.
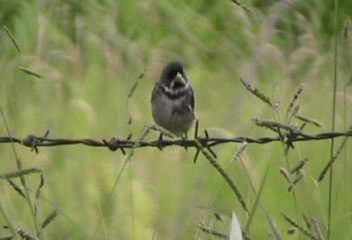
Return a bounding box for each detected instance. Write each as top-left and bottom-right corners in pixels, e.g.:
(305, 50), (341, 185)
(175, 72), (186, 85)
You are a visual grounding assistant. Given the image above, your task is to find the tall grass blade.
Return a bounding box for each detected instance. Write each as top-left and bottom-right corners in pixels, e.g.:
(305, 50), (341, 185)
(318, 131), (349, 182)
(263, 209), (281, 240)
(326, 0), (340, 238)
(2, 26), (21, 53)
(195, 140), (248, 213)
(245, 163), (269, 232)
(0, 104), (40, 234)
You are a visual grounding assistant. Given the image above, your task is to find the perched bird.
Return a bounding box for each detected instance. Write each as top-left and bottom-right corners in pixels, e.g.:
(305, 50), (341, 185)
(151, 61), (195, 137)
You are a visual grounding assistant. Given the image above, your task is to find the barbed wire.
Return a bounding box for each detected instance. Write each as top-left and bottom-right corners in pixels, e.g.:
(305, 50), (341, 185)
(0, 128), (351, 154)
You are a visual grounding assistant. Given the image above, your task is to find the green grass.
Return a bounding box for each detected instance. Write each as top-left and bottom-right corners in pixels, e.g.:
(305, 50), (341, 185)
(0, 0), (352, 239)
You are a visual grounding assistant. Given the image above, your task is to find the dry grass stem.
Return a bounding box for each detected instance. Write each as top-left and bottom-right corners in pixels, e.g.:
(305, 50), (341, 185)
(6, 179), (25, 198)
(318, 128), (350, 182)
(35, 174), (45, 200)
(311, 217), (325, 240)
(240, 79), (273, 108)
(196, 223), (228, 239)
(147, 124), (176, 138)
(279, 167), (292, 184)
(288, 172), (304, 192)
(295, 115), (323, 128)
(195, 140), (249, 213)
(282, 213), (318, 240)
(3, 25), (21, 52)
(290, 158), (308, 174)
(19, 67), (42, 79)
(232, 141), (248, 163)
(17, 229), (38, 240)
(286, 84), (304, 121)
(41, 210), (58, 230)
(252, 119), (293, 132)
(0, 168), (42, 179)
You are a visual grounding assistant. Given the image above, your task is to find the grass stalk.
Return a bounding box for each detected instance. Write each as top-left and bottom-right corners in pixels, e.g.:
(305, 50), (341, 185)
(195, 140), (248, 213)
(0, 104), (40, 235)
(93, 125), (151, 239)
(326, 0), (339, 238)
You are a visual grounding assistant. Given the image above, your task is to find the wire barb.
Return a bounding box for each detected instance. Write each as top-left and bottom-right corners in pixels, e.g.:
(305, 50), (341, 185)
(0, 129), (351, 152)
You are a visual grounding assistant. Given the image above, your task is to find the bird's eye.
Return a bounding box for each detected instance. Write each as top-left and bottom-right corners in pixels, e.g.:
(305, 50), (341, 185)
(167, 70), (177, 79)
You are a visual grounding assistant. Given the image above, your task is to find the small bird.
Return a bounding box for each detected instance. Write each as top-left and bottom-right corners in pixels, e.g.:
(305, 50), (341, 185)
(151, 61), (195, 137)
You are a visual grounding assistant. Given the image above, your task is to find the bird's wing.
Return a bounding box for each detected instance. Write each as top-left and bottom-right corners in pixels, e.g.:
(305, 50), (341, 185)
(151, 82), (160, 102)
(188, 86), (195, 111)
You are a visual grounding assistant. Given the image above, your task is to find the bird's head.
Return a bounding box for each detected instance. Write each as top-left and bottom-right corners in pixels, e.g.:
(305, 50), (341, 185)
(160, 61), (188, 91)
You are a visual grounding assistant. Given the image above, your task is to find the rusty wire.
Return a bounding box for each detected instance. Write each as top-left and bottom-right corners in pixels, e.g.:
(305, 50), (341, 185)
(0, 129), (351, 153)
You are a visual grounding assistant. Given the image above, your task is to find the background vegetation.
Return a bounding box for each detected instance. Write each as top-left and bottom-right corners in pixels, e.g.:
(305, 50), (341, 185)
(1, 0), (352, 239)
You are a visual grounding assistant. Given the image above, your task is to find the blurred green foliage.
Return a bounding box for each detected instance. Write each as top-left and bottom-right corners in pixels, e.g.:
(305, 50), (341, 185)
(0, 0), (352, 239)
